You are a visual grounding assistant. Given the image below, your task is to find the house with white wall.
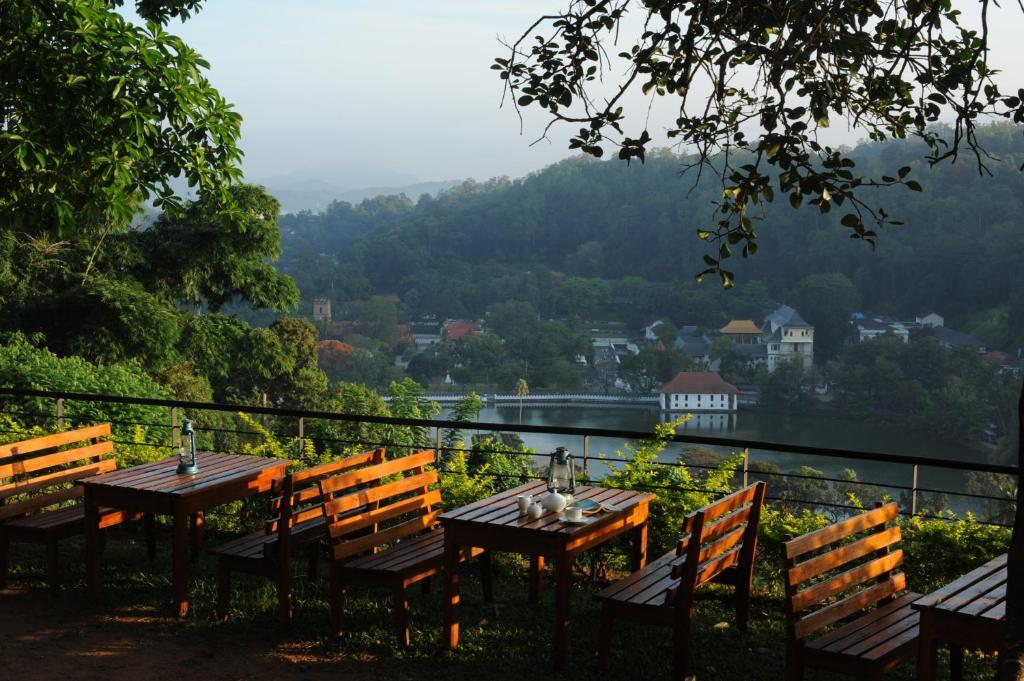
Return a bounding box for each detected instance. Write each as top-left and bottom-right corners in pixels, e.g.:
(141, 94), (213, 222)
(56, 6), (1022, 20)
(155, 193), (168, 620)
(762, 305), (814, 371)
(659, 371), (739, 412)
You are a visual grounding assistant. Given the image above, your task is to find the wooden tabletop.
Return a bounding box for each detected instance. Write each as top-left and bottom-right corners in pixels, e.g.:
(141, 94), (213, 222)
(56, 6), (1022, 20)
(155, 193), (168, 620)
(440, 480), (654, 538)
(912, 553), (1007, 622)
(79, 452), (291, 497)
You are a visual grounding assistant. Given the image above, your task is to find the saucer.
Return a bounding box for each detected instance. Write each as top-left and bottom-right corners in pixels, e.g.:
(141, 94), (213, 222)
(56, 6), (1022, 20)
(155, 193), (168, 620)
(558, 513), (589, 525)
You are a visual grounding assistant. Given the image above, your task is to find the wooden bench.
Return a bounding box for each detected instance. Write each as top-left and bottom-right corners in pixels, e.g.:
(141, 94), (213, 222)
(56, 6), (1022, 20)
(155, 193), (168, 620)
(595, 481), (766, 679)
(209, 448), (385, 622)
(0, 424), (142, 595)
(782, 501), (921, 681)
(319, 449), (491, 647)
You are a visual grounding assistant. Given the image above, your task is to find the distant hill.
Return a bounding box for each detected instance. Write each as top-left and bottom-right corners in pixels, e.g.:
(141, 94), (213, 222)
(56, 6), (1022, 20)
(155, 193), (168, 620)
(264, 179), (461, 215)
(275, 124), (1024, 348)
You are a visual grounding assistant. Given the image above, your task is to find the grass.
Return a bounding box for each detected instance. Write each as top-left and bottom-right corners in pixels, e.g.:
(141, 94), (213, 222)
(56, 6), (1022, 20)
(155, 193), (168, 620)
(1, 521), (998, 681)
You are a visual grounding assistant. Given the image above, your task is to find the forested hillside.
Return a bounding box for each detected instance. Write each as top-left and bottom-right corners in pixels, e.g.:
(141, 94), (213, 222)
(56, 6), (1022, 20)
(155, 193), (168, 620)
(280, 124), (1024, 348)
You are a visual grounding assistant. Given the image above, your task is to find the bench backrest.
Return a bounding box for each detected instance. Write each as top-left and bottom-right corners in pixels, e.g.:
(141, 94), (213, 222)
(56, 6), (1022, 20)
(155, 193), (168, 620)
(782, 501), (905, 642)
(319, 449), (440, 563)
(267, 448), (386, 540)
(667, 481), (766, 605)
(0, 424), (115, 521)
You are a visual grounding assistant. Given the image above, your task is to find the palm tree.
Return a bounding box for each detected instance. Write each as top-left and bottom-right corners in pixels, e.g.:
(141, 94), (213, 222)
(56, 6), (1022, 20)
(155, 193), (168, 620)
(515, 378), (529, 424)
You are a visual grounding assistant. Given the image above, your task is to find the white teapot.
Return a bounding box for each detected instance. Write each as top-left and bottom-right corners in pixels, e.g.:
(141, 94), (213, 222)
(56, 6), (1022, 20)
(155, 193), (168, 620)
(541, 490), (573, 513)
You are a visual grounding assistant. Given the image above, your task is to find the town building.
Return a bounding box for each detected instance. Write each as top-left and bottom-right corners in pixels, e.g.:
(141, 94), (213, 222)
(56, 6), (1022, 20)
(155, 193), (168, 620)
(312, 298), (332, 323)
(442, 320), (481, 342)
(658, 371), (739, 412)
(762, 305), (814, 371)
(915, 312), (944, 328)
(855, 318), (910, 343)
(929, 326), (987, 353)
(719, 320), (762, 345)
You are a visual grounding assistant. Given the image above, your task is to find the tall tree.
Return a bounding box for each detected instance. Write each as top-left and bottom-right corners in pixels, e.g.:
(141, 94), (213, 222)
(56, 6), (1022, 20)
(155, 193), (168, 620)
(501, 3), (1024, 675)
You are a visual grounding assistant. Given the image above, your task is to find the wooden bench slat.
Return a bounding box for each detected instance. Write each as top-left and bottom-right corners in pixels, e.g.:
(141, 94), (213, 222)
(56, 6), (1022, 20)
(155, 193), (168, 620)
(318, 450), (435, 496)
(332, 510), (440, 561)
(0, 486), (83, 520)
(808, 593), (920, 650)
(322, 470), (437, 518)
(794, 573), (905, 640)
(328, 489), (441, 539)
(699, 503), (753, 544)
(788, 525), (902, 586)
(785, 502), (898, 559)
(0, 424), (111, 459)
(792, 550), (904, 612)
(0, 458), (116, 500)
(0, 440), (113, 479)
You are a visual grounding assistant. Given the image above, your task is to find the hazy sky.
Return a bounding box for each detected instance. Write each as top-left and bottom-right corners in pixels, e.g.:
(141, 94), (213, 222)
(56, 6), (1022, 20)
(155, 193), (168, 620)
(131, 1), (1024, 189)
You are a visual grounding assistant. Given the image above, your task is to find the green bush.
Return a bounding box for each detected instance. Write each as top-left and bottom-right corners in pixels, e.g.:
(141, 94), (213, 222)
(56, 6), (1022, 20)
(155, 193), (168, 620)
(601, 417), (743, 554)
(899, 512), (1011, 593)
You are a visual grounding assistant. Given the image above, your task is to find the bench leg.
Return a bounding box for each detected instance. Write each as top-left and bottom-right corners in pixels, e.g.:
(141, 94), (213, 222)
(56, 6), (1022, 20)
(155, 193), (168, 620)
(479, 550), (493, 603)
(97, 528), (107, 554)
(393, 586), (411, 648)
(0, 527), (8, 589)
(597, 602), (614, 668)
(671, 615), (691, 681)
(305, 543), (319, 581)
(735, 569), (752, 633)
(216, 560), (231, 621)
(330, 565), (346, 637)
(277, 559), (292, 624)
(784, 645), (803, 681)
(421, 577), (431, 594)
(528, 554), (544, 604)
(46, 540), (60, 597)
(144, 513), (156, 561)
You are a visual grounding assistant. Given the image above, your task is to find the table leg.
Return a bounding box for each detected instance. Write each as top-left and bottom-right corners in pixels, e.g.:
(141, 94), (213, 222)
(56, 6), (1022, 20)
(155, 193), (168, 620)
(442, 535), (460, 650)
(529, 554), (545, 604)
(631, 520), (649, 571)
(553, 551), (572, 670)
(950, 644), (964, 681)
(189, 511), (205, 558)
(916, 612), (938, 681)
(172, 507), (189, 617)
(84, 491), (101, 599)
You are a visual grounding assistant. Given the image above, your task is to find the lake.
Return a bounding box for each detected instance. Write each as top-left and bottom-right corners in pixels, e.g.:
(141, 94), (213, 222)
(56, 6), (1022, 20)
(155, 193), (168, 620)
(444, 404), (999, 514)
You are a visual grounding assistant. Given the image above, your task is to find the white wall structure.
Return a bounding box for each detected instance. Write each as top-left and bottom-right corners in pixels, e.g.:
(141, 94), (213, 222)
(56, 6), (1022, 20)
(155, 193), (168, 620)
(659, 371), (739, 412)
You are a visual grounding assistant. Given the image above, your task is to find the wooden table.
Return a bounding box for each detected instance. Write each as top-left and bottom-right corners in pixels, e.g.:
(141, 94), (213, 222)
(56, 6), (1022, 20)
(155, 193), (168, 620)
(914, 553), (1007, 681)
(441, 481), (654, 669)
(79, 452), (291, 617)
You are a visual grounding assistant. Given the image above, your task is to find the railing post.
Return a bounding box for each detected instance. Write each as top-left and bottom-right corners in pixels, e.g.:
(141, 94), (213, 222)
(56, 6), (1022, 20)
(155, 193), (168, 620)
(742, 448), (749, 487)
(55, 397), (64, 430)
(910, 464), (919, 517)
(171, 406), (179, 449)
(297, 416), (305, 461)
(582, 434), (590, 483)
(435, 426), (442, 460)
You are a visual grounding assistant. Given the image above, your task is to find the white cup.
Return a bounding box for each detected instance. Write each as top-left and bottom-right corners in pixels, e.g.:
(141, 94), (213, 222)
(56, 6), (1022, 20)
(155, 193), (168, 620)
(565, 506), (583, 523)
(527, 502), (543, 520)
(517, 494), (533, 515)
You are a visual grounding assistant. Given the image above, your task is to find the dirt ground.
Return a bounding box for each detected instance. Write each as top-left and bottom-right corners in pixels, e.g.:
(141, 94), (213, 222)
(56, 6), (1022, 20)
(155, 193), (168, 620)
(0, 586), (386, 681)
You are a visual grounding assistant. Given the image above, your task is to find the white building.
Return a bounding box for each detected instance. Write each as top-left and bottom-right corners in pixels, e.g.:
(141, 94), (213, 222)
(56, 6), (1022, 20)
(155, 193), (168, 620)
(915, 312), (944, 328)
(762, 305), (814, 371)
(659, 371), (739, 412)
(856, 319), (910, 343)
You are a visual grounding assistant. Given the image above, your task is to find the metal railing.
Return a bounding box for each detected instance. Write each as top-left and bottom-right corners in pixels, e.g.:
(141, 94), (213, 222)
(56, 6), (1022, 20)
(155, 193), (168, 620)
(0, 387), (1017, 526)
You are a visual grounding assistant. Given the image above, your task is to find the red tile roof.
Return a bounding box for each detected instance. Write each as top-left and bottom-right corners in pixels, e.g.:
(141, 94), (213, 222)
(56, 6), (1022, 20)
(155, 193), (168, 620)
(444, 322), (480, 341)
(659, 371), (739, 395)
